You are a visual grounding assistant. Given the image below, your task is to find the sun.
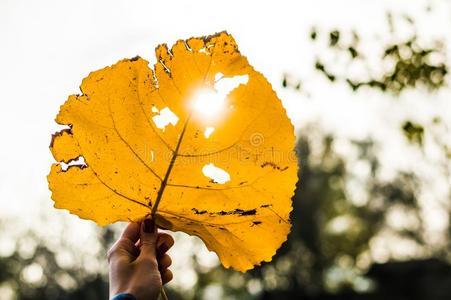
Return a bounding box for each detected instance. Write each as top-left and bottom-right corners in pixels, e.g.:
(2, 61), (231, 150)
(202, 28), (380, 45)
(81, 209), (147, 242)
(190, 73), (249, 121)
(191, 88), (225, 119)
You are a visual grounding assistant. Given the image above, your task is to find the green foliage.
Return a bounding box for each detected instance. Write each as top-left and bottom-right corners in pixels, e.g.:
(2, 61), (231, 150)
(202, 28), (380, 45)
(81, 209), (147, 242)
(346, 37), (447, 93)
(402, 121), (425, 146)
(282, 73), (302, 90)
(310, 16), (448, 94)
(329, 30), (340, 47)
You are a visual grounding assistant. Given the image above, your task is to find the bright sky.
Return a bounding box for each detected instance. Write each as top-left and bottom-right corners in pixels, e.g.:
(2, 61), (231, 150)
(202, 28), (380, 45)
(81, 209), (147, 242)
(1, 0), (450, 293)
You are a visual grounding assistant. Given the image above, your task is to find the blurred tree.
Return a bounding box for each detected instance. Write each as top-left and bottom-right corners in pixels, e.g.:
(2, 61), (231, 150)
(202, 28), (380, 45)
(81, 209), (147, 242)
(0, 228), (112, 300)
(402, 121), (424, 146)
(308, 14), (448, 94)
(186, 127), (449, 299)
(190, 10), (451, 300)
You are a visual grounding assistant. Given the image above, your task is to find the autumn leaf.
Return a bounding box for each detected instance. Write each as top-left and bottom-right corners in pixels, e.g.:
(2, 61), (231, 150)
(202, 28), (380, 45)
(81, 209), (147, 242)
(48, 32), (298, 272)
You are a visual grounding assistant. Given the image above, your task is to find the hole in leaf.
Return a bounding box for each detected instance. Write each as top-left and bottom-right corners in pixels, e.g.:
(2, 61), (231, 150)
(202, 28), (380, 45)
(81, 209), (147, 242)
(190, 74), (249, 119)
(159, 59), (171, 74)
(214, 74), (248, 96)
(202, 163), (230, 184)
(152, 107), (179, 131)
(204, 127), (215, 138)
(60, 156), (87, 171)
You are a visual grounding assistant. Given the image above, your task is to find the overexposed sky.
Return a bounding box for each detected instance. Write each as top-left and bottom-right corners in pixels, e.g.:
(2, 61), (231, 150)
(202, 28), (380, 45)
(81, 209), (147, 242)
(1, 0), (450, 292)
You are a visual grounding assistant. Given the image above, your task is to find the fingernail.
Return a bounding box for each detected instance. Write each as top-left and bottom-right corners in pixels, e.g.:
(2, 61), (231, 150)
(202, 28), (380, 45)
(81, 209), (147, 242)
(143, 219), (155, 233)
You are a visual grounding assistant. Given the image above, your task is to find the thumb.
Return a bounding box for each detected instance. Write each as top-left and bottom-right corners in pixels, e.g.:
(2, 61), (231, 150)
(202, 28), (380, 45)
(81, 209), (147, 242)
(138, 218), (158, 264)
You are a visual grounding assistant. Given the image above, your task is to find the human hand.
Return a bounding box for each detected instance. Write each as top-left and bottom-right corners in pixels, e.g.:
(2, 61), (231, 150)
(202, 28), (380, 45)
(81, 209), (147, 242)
(108, 220), (174, 300)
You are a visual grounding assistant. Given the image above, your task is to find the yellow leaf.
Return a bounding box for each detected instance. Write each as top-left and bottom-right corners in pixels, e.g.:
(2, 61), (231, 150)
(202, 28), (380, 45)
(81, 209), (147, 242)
(48, 32), (298, 272)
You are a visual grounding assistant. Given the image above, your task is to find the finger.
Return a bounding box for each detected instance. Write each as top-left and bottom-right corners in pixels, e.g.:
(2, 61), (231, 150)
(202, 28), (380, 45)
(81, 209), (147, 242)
(107, 238), (139, 264)
(137, 219), (158, 266)
(136, 231), (174, 252)
(121, 222), (141, 244)
(158, 254), (172, 270)
(161, 269), (173, 285)
(157, 233), (175, 255)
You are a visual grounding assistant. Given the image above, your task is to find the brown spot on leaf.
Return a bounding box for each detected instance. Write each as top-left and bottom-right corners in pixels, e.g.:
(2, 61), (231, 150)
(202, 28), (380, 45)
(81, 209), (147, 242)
(213, 208), (257, 216)
(192, 208), (207, 215)
(260, 204), (272, 208)
(261, 162), (288, 171)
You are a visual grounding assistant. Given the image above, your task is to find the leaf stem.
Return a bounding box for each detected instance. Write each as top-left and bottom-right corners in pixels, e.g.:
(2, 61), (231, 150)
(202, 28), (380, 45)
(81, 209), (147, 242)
(160, 287), (169, 300)
(150, 115), (191, 217)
